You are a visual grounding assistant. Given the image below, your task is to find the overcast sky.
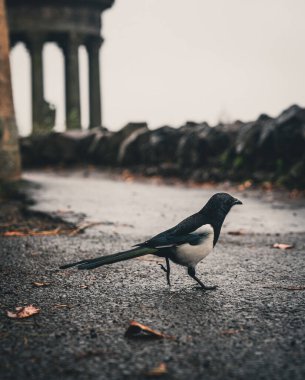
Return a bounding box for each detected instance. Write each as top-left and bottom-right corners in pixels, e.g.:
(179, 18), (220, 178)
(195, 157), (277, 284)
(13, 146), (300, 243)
(10, 0), (305, 135)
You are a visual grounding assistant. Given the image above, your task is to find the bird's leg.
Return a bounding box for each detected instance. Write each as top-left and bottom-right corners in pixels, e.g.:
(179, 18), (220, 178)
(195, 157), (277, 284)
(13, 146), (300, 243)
(165, 257), (171, 286)
(158, 257), (171, 286)
(187, 267), (216, 290)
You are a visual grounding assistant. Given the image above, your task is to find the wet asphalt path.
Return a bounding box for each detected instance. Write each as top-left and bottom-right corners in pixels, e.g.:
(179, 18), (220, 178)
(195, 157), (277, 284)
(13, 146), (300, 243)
(0, 171), (305, 380)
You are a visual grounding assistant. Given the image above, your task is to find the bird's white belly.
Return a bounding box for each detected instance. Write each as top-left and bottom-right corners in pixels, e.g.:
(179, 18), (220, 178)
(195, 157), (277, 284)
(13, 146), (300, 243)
(175, 224), (214, 267)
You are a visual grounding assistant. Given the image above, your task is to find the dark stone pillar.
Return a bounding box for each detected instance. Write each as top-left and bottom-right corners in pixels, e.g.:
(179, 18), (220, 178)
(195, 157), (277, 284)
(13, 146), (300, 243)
(27, 36), (45, 134)
(86, 36), (103, 128)
(63, 34), (81, 130)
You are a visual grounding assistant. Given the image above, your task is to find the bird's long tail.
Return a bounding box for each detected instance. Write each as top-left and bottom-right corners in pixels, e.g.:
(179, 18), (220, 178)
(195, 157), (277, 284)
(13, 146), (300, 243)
(60, 246), (157, 270)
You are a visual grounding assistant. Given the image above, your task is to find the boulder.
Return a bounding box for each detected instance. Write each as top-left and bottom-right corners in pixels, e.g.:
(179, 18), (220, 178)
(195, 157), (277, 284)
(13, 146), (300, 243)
(89, 122), (148, 165)
(274, 105), (305, 164)
(118, 126), (149, 166)
(119, 126), (181, 166)
(20, 130), (96, 166)
(176, 123), (210, 168)
(87, 129), (114, 164)
(234, 105), (305, 174)
(145, 126), (181, 165)
(234, 115), (276, 171)
(177, 122), (233, 169)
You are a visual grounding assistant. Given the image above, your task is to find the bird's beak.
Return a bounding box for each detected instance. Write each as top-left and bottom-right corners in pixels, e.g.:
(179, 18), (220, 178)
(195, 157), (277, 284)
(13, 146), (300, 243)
(233, 198), (243, 205)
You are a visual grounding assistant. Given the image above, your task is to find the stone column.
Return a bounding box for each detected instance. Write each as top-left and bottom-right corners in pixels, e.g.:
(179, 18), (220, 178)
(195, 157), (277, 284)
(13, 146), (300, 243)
(63, 33), (81, 129)
(0, 1), (21, 180)
(86, 36), (103, 128)
(27, 35), (45, 134)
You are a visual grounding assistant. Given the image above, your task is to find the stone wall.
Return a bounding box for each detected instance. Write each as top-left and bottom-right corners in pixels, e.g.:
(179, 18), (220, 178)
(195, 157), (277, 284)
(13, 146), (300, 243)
(20, 105), (305, 189)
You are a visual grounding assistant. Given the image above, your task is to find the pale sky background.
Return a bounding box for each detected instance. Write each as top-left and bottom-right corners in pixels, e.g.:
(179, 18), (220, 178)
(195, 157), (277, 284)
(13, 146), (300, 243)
(10, 0), (305, 136)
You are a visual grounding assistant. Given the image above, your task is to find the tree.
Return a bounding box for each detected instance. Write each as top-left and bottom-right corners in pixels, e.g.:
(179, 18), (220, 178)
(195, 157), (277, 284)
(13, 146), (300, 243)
(0, 0), (21, 181)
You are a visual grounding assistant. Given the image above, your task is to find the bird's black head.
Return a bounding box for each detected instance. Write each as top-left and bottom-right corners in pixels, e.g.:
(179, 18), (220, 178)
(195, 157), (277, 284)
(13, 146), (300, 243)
(201, 193), (242, 216)
(199, 193), (242, 226)
(199, 193), (242, 246)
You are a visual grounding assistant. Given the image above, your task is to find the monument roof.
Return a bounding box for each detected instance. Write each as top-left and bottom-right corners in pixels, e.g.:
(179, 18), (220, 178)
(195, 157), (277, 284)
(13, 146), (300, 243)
(7, 0), (114, 11)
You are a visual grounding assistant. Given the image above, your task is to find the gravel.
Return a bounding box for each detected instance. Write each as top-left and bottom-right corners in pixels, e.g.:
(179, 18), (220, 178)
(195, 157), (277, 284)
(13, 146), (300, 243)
(0, 171), (304, 380)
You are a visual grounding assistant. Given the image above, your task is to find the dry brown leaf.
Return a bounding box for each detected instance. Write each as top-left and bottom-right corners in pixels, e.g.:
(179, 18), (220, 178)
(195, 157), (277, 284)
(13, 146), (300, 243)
(125, 320), (173, 339)
(69, 222), (103, 236)
(145, 362), (168, 377)
(2, 228), (61, 237)
(3, 231), (26, 237)
(238, 180), (253, 191)
(6, 305), (40, 319)
(2, 222), (103, 237)
(32, 281), (50, 287)
(221, 329), (241, 336)
(228, 229), (247, 236)
(121, 170), (136, 182)
(79, 284), (89, 289)
(273, 243), (294, 250)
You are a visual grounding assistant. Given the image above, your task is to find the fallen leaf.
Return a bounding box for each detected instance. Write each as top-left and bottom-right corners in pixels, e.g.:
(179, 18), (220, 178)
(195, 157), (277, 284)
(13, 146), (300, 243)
(69, 222), (104, 236)
(2, 228), (61, 237)
(3, 231), (25, 237)
(7, 305), (40, 319)
(1, 222), (102, 237)
(125, 320), (173, 339)
(32, 281), (50, 287)
(145, 362), (167, 377)
(221, 329), (241, 336)
(238, 180), (253, 191)
(273, 243), (294, 250)
(79, 284), (89, 289)
(228, 229), (247, 236)
(121, 170), (136, 182)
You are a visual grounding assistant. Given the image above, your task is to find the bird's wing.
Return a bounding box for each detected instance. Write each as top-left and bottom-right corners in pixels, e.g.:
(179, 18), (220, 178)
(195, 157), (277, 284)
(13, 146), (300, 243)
(136, 212), (210, 248)
(137, 226), (211, 249)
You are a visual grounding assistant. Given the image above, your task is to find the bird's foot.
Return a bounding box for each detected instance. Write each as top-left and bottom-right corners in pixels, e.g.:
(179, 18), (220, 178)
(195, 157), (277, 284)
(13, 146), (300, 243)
(158, 262), (171, 287)
(158, 263), (168, 273)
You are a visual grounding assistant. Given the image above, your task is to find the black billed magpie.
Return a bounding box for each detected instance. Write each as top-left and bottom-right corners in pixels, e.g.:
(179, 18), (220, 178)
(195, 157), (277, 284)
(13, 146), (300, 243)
(60, 193), (242, 290)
